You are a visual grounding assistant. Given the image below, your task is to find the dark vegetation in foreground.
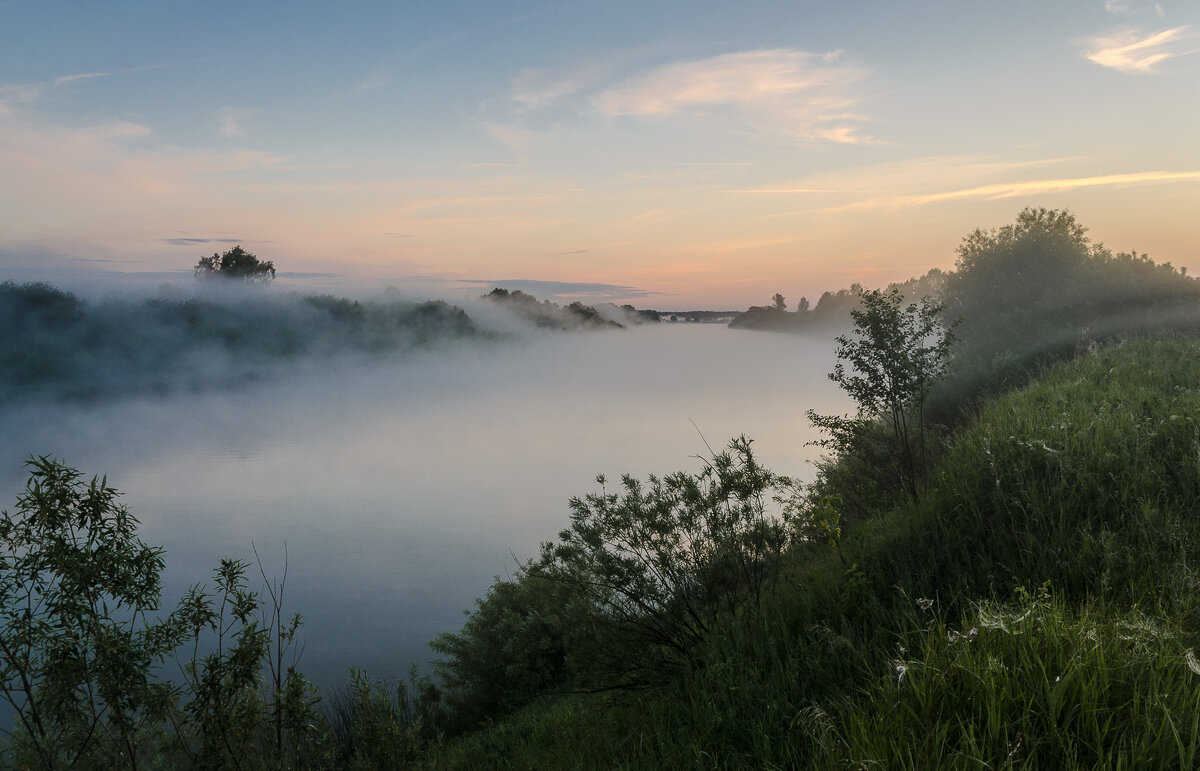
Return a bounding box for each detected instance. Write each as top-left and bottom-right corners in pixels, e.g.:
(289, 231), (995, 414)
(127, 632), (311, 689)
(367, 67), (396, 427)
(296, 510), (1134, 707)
(6, 208), (1200, 767)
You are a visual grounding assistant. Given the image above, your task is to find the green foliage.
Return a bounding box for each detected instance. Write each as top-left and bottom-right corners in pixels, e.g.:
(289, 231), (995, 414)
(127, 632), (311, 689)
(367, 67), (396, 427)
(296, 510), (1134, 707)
(0, 456), (186, 768)
(483, 288), (622, 330)
(0, 282), (483, 404)
(897, 339), (1200, 607)
(0, 281), (85, 330)
(0, 458), (399, 769)
(942, 207), (1200, 399)
(194, 246), (276, 283)
(325, 667), (445, 768)
(430, 437), (803, 740)
(172, 557), (330, 768)
(529, 437), (799, 689)
(807, 286), (955, 503)
(174, 559), (273, 765)
(430, 563), (590, 732)
(834, 591), (1200, 769)
(431, 212), (1200, 765)
(951, 207), (1093, 314)
(730, 270), (947, 333)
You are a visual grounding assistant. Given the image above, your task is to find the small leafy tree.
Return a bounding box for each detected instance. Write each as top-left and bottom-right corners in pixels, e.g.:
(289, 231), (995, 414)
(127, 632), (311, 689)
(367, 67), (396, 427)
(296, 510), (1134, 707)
(0, 458), (330, 769)
(171, 555), (329, 768)
(772, 293), (787, 312)
(807, 287), (955, 503)
(0, 456), (188, 768)
(194, 246), (275, 283)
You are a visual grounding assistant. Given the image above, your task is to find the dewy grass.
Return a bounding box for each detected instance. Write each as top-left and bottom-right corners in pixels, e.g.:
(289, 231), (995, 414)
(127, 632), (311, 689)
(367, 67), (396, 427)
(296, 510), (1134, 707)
(832, 590), (1200, 769)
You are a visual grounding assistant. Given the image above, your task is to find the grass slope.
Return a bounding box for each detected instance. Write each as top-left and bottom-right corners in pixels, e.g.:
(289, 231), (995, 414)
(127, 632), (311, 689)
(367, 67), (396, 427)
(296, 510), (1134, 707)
(430, 338), (1200, 769)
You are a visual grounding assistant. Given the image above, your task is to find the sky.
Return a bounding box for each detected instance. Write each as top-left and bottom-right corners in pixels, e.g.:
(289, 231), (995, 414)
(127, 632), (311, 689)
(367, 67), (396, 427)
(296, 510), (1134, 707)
(1, 0), (1197, 309)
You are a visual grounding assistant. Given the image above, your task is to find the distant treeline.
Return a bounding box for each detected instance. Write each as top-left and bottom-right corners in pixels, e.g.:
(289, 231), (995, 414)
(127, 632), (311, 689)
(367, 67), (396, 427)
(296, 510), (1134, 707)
(481, 288), (660, 329)
(729, 270), (947, 332)
(482, 288), (621, 329)
(730, 211), (1200, 403)
(0, 282), (671, 405)
(0, 282), (481, 403)
(660, 310), (741, 323)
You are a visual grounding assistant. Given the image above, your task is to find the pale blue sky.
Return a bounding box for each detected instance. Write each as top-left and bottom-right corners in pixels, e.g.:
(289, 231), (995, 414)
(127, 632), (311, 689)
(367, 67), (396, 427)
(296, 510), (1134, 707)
(1, 0), (1196, 307)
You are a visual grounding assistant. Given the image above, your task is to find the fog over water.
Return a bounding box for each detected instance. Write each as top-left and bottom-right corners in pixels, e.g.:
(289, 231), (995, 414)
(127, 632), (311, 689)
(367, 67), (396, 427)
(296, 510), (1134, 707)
(0, 323), (846, 692)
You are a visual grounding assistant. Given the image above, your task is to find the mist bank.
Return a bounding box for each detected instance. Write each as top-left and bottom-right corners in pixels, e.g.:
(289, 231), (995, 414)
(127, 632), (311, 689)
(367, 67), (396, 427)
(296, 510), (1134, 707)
(0, 321), (847, 704)
(0, 281), (664, 405)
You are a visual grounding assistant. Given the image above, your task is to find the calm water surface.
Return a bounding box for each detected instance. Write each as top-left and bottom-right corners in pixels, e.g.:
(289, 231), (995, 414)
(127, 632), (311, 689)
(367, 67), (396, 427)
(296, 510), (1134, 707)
(0, 324), (846, 692)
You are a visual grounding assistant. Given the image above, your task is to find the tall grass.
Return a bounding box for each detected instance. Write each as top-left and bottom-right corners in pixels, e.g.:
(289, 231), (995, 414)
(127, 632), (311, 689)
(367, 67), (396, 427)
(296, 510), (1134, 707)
(835, 589), (1200, 769)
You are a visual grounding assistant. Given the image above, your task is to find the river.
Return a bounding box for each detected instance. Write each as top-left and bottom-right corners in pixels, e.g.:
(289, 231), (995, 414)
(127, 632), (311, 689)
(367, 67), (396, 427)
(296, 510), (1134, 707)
(0, 323), (847, 694)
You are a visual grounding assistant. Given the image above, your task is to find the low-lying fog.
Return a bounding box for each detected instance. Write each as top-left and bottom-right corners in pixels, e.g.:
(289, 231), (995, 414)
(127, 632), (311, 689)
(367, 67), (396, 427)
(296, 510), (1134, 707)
(0, 322), (847, 692)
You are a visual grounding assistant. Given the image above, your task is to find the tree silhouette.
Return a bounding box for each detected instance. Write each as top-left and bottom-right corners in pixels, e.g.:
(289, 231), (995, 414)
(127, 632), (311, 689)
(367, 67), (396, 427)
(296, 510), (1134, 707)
(194, 246), (276, 283)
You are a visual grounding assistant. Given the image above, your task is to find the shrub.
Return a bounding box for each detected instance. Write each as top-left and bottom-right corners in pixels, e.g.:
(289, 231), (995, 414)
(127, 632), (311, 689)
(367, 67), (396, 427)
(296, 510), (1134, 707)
(529, 437), (799, 689)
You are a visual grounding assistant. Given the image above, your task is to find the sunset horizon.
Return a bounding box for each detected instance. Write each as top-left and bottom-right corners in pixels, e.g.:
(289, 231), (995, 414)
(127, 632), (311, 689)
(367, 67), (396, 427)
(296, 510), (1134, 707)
(2, 1), (1196, 309)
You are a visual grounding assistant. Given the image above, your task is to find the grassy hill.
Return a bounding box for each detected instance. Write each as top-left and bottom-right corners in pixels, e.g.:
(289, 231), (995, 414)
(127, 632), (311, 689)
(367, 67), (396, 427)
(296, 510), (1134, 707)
(428, 336), (1200, 769)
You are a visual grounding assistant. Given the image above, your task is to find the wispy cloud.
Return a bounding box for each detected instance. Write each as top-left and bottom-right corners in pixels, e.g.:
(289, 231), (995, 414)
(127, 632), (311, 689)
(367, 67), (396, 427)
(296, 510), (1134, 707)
(511, 64), (605, 109)
(482, 121), (539, 154)
(733, 186), (846, 195)
(596, 50), (849, 115)
(593, 49), (872, 143)
(1, 62), (184, 109)
(0, 117), (292, 238)
(88, 121), (152, 139)
(0, 83), (44, 115)
(162, 237), (245, 247)
(51, 71), (114, 87)
(732, 156), (1083, 198)
(217, 106), (255, 138)
(1080, 26), (1194, 72)
(828, 170), (1200, 211)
